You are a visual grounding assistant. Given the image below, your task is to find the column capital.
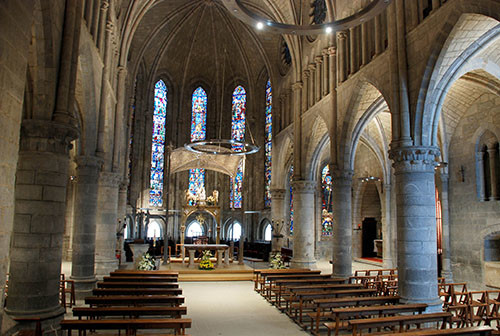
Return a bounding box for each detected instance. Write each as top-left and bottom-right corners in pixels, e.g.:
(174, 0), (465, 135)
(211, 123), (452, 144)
(302, 70), (310, 78)
(389, 146), (440, 172)
(315, 56), (323, 64)
(328, 46), (337, 55)
(322, 48), (329, 56)
(308, 63), (316, 71)
(117, 65), (127, 76)
(291, 180), (316, 193)
(20, 119), (79, 155)
(76, 155), (104, 169)
(337, 31), (348, 40)
(101, 0), (110, 11)
(292, 82), (303, 91)
(332, 169), (354, 186)
(270, 188), (286, 199)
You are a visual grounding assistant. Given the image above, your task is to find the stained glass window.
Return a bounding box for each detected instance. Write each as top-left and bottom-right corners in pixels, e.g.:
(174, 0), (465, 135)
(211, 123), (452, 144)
(230, 86), (246, 208)
(189, 87), (207, 205)
(289, 165), (294, 234)
(321, 164), (334, 236)
(228, 222), (242, 241)
(149, 80), (167, 207)
(264, 79), (272, 207)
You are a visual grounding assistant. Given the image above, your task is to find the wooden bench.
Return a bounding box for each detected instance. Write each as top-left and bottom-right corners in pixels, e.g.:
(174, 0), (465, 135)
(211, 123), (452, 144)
(85, 295), (185, 307)
(348, 312), (452, 336)
(388, 325), (494, 335)
(97, 281), (179, 288)
(289, 288), (377, 324)
(321, 303), (427, 336)
(253, 269), (313, 292)
(263, 273), (337, 298)
(60, 318), (191, 335)
(354, 269), (396, 277)
(267, 275), (346, 301)
(274, 281), (356, 309)
(92, 288), (183, 296)
(72, 306), (187, 319)
(110, 270), (179, 277)
(103, 276), (178, 282)
(255, 269), (321, 293)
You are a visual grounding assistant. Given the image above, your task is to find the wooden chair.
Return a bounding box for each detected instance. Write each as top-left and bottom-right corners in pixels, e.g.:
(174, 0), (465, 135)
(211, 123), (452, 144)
(60, 274), (76, 308)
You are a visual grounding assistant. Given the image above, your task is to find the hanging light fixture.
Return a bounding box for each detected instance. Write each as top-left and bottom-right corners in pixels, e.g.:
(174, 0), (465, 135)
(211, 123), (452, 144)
(184, 43), (260, 156)
(221, 0), (392, 35)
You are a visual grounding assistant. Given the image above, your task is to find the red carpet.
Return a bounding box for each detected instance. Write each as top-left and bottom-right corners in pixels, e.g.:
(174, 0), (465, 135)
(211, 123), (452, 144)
(361, 257), (383, 263)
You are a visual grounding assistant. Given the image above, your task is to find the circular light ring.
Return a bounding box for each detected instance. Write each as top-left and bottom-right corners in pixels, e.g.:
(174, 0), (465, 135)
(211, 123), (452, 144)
(184, 139), (260, 155)
(222, 0), (392, 35)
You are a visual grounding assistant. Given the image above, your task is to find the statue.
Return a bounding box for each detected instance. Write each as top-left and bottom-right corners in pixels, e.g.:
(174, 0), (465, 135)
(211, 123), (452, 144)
(197, 185), (206, 201)
(185, 189), (196, 205)
(212, 190), (219, 205)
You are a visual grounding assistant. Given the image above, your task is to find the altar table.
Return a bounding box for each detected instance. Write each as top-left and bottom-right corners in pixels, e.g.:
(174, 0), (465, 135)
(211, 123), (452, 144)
(183, 244), (230, 268)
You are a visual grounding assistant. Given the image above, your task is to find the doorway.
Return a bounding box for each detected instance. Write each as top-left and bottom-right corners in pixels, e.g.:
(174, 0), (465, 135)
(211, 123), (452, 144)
(362, 217), (377, 258)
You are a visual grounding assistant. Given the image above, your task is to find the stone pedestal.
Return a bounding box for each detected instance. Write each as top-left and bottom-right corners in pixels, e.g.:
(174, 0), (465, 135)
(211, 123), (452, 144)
(95, 172), (120, 276)
(290, 181), (316, 269)
(270, 189), (286, 252)
(6, 120), (77, 322)
(332, 170), (353, 277)
(71, 156), (102, 299)
(390, 146), (442, 311)
(130, 243), (149, 269)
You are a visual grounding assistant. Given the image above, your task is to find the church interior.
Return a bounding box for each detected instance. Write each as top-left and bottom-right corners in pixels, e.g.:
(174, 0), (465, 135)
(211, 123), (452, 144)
(1, 0), (500, 335)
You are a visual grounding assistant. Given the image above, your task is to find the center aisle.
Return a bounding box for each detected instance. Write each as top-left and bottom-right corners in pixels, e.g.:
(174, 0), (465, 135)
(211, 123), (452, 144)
(182, 281), (309, 336)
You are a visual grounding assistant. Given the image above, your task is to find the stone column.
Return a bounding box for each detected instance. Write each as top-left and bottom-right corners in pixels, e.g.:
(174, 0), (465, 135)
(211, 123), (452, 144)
(328, 47), (337, 92)
(337, 32), (347, 83)
(349, 28), (357, 76)
(302, 71), (309, 112)
(308, 64), (316, 108)
(361, 22), (369, 66)
(270, 189), (286, 252)
(290, 181), (316, 269)
(382, 184), (395, 268)
(389, 146), (442, 311)
(315, 57), (322, 102)
(439, 172), (453, 281)
(6, 120), (77, 321)
(332, 170), (353, 278)
(487, 146), (498, 200)
(322, 49), (329, 97)
(70, 155), (102, 299)
(95, 172), (121, 276)
(476, 151), (486, 201)
(374, 15), (382, 55)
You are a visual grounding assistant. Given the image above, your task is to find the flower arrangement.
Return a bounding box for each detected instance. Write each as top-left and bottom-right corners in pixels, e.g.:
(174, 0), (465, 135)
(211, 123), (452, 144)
(137, 252), (156, 270)
(269, 252), (286, 269)
(199, 250), (214, 270)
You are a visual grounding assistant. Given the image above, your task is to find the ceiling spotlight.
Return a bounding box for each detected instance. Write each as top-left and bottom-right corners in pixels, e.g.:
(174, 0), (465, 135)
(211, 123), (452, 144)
(325, 26), (332, 34)
(256, 22), (264, 30)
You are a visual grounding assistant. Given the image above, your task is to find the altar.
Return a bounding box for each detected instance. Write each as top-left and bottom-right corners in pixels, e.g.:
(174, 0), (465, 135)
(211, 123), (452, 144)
(184, 244), (230, 268)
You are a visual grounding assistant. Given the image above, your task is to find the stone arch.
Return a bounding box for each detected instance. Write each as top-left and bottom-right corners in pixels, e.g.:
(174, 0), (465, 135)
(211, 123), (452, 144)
(273, 132), (294, 189)
(304, 116), (330, 181)
(259, 218), (272, 241)
(415, 3), (500, 146)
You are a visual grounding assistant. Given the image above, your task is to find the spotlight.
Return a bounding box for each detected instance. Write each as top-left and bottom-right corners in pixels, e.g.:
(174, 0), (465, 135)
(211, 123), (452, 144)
(256, 22), (264, 30)
(325, 26), (332, 34)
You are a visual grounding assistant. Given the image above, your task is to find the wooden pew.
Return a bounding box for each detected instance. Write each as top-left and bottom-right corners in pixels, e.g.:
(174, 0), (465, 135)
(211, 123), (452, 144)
(253, 269), (315, 292)
(278, 283), (361, 310)
(92, 288), (183, 296)
(60, 318), (191, 335)
(289, 288), (377, 325)
(270, 277), (348, 305)
(321, 303), (427, 336)
(85, 295), (185, 307)
(388, 325), (494, 335)
(110, 270), (179, 277)
(103, 276), (178, 282)
(72, 306), (187, 319)
(97, 281), (179, 288)
(264, 273), (339, 299)
(348, 312), (452, 336)
(354, 269), (396, 277)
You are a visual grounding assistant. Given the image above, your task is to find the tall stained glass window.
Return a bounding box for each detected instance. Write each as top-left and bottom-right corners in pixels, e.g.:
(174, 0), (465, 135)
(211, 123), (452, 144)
(230, 86), (246, 208)
(289, 165), (294, 234)
(189, 87), (207, 205)
(149, 80), (167, 207)
(321, 164), (334, 236)
(264, 79), (272, 207)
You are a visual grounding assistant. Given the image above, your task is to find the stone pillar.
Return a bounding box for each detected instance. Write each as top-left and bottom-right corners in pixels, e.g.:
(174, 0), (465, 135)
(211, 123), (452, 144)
(374, 15), (382, 55)
(382, 184), (395, 268)
(361, 22), (369, 66)
(332, 170), (353, 278)
(476, 151), (486, 201)
(487, 146), (498, 200)
(439, 173), (453, 281)
(337, 32), (347, 83)
(322, 49), (329, 97)
(70, 156), (102, 299)
(349, 28), (357, 76)
(6, 120), (77, 321)
(389, 146), (442, 311)
(302, 71), (309, 112)
(95, 172), (121, 276)
(308, 64), (316, 108)
(270, 189), (286, 252)
(315, 57), (322, 102)
(328, 47), (337, 92)
(97, 0), (109, 53)
(290, 181), (316, 269)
